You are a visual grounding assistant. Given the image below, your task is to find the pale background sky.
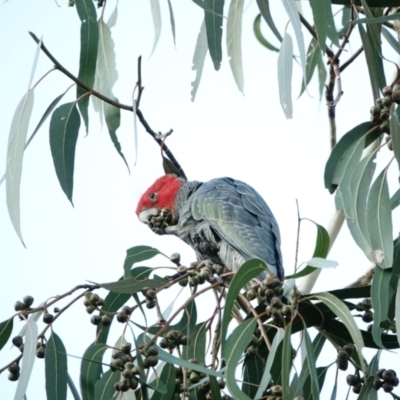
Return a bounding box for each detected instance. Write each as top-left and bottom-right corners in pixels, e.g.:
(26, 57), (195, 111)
(1, 1), (399, 399)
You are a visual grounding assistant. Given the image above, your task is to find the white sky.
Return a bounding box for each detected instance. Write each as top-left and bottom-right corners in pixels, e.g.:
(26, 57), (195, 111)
(1, 1), (400, 399)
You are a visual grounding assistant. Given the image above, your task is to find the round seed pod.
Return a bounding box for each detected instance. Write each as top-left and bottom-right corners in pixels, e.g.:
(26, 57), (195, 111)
(36, 345), (46, 359)
(90, 315), (102, 325)
(352, 382), (362, 394)
(8, 363), (20, 374)
(337, 360), (349, 371)
(12, 336), (23, 347)
(43, 313), (55, 324)
(362, 311), (373, 323)
(337, 350), (349, 361)
(346, 374), (358, 386)
(101, 315), (112, 326)
(14, 301), (25, 312)
(23, 296), (34, 307)
(8, 372), (19, 381)
(372, 378), (383, 391)
(170, 253), (181, 265)
(343, 344), (355, 356)
(383, 383), (394, 393)
(145, 356), (159, 368)
(178, 278), (188, 287)
(116, 312), (128, 323)
(382, 86), (393, 96)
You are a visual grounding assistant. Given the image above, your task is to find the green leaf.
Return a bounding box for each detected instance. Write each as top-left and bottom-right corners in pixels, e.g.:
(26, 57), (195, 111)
(299, 333), (326, 387)
(324, 121), (376, 193)
(182, 323), (207, 365)
(133, 336), (149, 400)
(396, 278), (400, 348)
(303, 328), (320, 399)
(303, 367), (327, 400)
(358, 22), (385, 101)
(221, 259), (268, 349)
(281, 0), (307, 85)
(124, 246), (162, 277)
(309, 0), (340, 49)
(14, 319), (38, 400)
(313, 292), (366, 372)
(75, 0), (99, 132)
(191, 20), (208, 101)
(286, 222), (330, 279)
(254, 328), (285, 399)
(45, 331), (68, 400)
(366, 167), (393, 269)
(150, 363), (176, 400)
(299, 39), (322, 97)
(0, 318), (13, 351)
(162, 156), (182, 177)
(80, 343), (108, 400)
(167, 0), (176, 46)
(94, 369), (121, 400)
(391, 188), (400, 211)
(278, 33), (293, 119)
(49, 102), (81, 204)
(391, 105), (400, 171)
(157, 348), (223, 378)
(100, 276), (167, 293)
(253, 14), (279, 52)
(371, 266), (392, 349)
(353, 12), (400, 25)
(382, 26), (400, 55)
(204, 0), (223, 70)
(6, 92), (34, 245)
(67, 373), (81, 400)
(316, 52), (327, 101)
(223, 318), (257, 400)
(107, 4), (118, 28)
(96, 19), (129, 171)
(344, 148), (379, 259)
(227, 0), (244, 93)
(208, 376), (222, 400)
(281, 322), (293, 400)
(256, 0), (282, 42)
(150, 0), (162, 56)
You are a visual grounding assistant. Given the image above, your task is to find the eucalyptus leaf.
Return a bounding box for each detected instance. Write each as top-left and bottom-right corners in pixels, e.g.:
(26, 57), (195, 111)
(124, 246), (162, 277)
(49, 102), (81, 204)
(191, 20), (208, 101)
(94, 369), (121, 400)
(167, 0), (176, 46)
(253, 14), (279, 52)
(366, 167), (393, 269)
(203, 0), (223, 70)
(0, 318), (13, 351)
(227, 0), (244, 93)
(45, 331), (68, 400)
(150, 0), (162, 56)
(391, 105), (400, 171)
(256, 0), (282, 42)
(278, 33), (293, 119)
(100, 276), (167, 293)
(281, 322), (293, 400)
(75, 0), (99, 132)
(309, 0), (339, 49)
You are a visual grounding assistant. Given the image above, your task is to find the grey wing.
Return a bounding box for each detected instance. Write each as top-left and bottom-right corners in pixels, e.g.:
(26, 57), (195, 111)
(190, 178), (284, 281)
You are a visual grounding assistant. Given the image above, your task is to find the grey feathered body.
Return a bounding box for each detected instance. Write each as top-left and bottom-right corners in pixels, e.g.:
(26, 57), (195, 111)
(172, 178), (284, 281)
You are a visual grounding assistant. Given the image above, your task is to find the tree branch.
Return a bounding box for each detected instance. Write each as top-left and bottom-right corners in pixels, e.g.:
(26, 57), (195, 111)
(28, 32), (187, 180)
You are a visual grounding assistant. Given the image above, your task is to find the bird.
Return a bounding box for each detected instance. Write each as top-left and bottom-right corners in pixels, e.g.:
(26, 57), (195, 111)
(136, 174), (284, 282)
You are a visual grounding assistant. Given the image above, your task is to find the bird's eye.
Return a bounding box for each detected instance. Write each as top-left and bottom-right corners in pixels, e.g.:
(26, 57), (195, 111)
(149, 192), (157, 202)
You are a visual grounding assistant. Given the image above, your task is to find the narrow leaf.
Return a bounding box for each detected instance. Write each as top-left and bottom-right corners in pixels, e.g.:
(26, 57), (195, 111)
(309, 0), (339, 49)
(14, 319), (38, 400)
(371, 266), (392, 349)
(49, 102), (81, 204)
(366, 167), (393, 269)
(167, 0), (176, 46)
(299, 39), (322, 97)
(358, 23), (385, 101)
(254, 328), (285, 399)
(396, 278), (400, 348)
(253, 14), (279, 52)
(227, 0), (244, 93)
(313, 292), (366, 372)
(204, 0), (223, 70)
(191, 20), (208, 101)
(6, 92), (34, 245)
(182, 323), (207, 365)
(45, 331), (68, 400)
(0, 318), (14, 351)
(67, 373), (81, 400)
(278, 33), (293, 119)
(80, 343), (108, 400)
(256, 0), (282, 42)
(221, 259), (268, 349)
(382, 26), (400, 55)
(150, 363), (176, 400)
(96, 19), (129, 171)
(324, 122), (376, 193)
(222, 318), (257, 400)
(150, 0), (162, 56)
(281, 0), (307, 84)
(124, 246), (162, 277)
(303, 328), (320, 399)
(281, 322), (293, 400)
(94, 369), (121, 400)
(391, 105), (400, 171)
(306, 257), (338, 269)
(75, 0), (99, 132)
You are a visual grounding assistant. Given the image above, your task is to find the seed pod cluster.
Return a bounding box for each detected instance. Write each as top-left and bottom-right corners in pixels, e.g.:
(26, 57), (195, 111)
(355, 298), (374, 323)
(346, 373), (363, 394)
(263, 384), (283, 399)
(15, 295), (35, 320)
(370, 85), (400, 147)
(148, 208), (173, 234)
(7, 361), (21, 382)
(336, 343), (355, 371)
(246, 334), (262, 357)
(141, 287), (157, 309)
(83, 292), (104, 314)
(373, 369), (399, 393)
(159, 330), (187, 350)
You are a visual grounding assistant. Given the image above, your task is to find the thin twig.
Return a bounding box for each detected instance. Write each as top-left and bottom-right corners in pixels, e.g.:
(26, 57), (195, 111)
(28, 32), (187, 180)
(294, 199), (301, 273)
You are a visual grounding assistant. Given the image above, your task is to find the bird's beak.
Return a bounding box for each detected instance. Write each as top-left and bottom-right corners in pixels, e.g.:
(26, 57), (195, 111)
(138, 208), (159, 224)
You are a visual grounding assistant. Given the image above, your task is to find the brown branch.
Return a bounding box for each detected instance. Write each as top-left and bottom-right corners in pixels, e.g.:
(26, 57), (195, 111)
(28, 32), (187, 180)
(339, 46), (364, 72)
